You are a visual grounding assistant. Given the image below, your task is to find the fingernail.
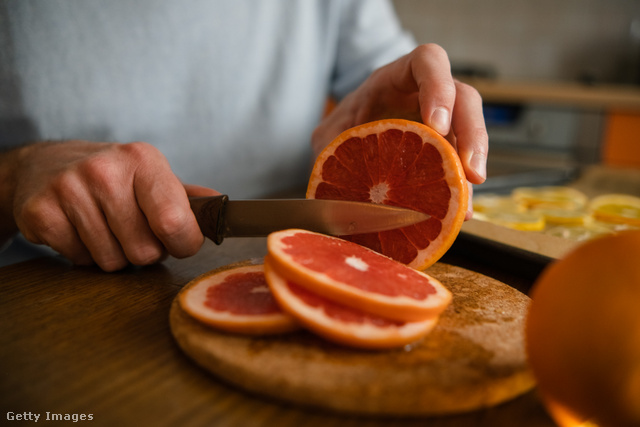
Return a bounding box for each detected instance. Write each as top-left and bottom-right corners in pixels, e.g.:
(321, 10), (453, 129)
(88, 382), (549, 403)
(470, 152), (487, 181)
(430, 107), (450, 135)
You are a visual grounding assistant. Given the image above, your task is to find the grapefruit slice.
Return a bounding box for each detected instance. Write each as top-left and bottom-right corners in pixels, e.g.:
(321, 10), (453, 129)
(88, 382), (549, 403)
(264, 258), (438, 349)
(266, 229), (452, 322)
(179, 262), (300, 335)
(307, 119), (468, 270)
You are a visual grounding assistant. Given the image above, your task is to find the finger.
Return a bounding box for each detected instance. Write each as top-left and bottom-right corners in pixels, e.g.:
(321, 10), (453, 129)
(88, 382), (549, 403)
(101, 192), (166, 267)
(451, 81), (488, 184)
(17, 198), (94, 266)
(59, 183), (129, 272)
(388, 44), (456, 135)
(128, 143), (204, 258)
(183, 184), (222, 198)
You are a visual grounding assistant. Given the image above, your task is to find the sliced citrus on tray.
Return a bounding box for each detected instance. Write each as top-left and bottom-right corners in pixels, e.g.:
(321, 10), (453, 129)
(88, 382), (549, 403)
(512, 186), (588, 210)
(307, 119), (468, 270)
(266, 229), (452, 322)
(473, 194), (525, 213)
(530, 207), (591, 226)
(264, 258), (438, 350)
(481, 211), (546, 231)
(543, 223), (612, 242)
(179, 262), (300, 335)
(589, 193), (640, 227)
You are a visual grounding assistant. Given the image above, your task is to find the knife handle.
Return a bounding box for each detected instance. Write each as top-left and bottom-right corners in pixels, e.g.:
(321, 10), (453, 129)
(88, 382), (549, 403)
(189, 195), (229, 245)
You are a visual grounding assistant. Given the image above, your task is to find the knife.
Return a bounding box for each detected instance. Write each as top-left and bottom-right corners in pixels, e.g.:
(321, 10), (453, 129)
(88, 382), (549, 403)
(189, 195), (430, 244)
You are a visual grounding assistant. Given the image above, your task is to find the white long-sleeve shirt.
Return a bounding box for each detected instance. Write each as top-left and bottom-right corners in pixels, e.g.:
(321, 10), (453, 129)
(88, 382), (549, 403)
(0, 0), (416, 265)
(1, 0), (415, 196)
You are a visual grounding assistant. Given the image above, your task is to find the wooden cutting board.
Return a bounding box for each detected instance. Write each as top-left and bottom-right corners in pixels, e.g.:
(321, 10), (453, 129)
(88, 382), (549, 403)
(170, 262), (535, 416)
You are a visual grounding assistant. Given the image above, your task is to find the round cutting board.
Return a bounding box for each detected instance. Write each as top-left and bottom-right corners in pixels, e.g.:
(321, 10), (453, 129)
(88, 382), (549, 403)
(170, 262), (535, 416)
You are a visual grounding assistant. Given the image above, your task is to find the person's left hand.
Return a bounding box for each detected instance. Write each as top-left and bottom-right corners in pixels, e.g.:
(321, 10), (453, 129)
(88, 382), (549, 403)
(312, 44), (488, 219)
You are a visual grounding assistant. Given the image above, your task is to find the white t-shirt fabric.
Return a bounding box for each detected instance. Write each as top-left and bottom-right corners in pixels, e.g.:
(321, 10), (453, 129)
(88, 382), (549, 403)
(0, 0), (416, 265)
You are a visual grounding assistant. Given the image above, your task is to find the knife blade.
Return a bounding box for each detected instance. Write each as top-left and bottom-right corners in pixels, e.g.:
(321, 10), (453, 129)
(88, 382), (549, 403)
(189, 195), (430, 244)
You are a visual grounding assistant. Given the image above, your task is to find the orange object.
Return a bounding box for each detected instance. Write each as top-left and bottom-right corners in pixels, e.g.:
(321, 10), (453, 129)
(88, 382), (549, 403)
(526, 230), (640, 427)
(264, 257), (439, 350)
(602, 111), (640, 168)
(179, 263), (300, 335)
(307, 119), (468, 270)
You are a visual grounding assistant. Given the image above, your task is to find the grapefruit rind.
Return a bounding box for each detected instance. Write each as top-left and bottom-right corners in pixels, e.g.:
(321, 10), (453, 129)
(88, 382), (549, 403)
(266, 229), (452, 322)
(307, 119), (468, 270)
(179, 262), (300, 335)
(264, 258), (438, 350)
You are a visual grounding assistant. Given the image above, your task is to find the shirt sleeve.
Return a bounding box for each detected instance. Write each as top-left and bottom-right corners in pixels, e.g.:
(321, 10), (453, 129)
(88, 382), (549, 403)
(330, 0), (417, 100)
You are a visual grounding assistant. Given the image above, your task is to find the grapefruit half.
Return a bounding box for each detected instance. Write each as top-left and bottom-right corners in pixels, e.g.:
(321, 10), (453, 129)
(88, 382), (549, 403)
(307, 119), (468, 270)
(264, 257), (439, 350)
(266, 229), (452, 322)
(179, 262), (300, 335)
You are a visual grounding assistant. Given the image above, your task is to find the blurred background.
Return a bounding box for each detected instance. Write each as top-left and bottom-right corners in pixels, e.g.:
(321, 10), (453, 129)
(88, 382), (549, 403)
(392, 0), (640, 194)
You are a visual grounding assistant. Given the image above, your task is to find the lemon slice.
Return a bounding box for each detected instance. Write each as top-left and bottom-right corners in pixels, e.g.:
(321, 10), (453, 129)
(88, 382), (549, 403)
(544, 224), (612, 242)
(482, 211), (545, 231)
(530, 207), (592, 226)
(594, 221), (640, 233)
(589, 194), (640, 227)
(512, 186), (588, 210)
(473, 194), (525, 213)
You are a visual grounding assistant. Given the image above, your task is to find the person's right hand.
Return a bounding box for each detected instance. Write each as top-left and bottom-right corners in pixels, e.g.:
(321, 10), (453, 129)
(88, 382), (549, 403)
(10, 140), (216, 271)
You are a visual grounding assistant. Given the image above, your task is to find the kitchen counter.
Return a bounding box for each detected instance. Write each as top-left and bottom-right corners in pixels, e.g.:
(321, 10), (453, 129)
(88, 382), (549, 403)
(0, 237), (555, 427)
(460, 77), (640, 111)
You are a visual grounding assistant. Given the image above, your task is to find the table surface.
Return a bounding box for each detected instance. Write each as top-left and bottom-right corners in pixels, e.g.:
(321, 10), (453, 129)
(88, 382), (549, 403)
(0, 237), (556, 427)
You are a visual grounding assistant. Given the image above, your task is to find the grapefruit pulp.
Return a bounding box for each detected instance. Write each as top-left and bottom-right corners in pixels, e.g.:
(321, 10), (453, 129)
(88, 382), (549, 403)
(179, 263), (300, 335)
(264, 257), (439, 349)
(307, 119), (468, 270)
(266, 229), (452, 322)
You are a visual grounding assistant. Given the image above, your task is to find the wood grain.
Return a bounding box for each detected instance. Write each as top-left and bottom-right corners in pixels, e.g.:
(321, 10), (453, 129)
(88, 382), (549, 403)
(0, 238), (555, 426)
(171, 262), (535, 416)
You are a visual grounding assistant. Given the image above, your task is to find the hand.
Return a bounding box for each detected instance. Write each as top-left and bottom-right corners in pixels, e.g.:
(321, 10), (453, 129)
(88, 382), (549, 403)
(312, 44), (488, 218)
(8, 140), (218, 271)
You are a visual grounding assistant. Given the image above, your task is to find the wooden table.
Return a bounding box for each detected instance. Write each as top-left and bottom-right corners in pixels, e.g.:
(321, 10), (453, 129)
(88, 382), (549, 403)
(0, 237), (556, 426)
